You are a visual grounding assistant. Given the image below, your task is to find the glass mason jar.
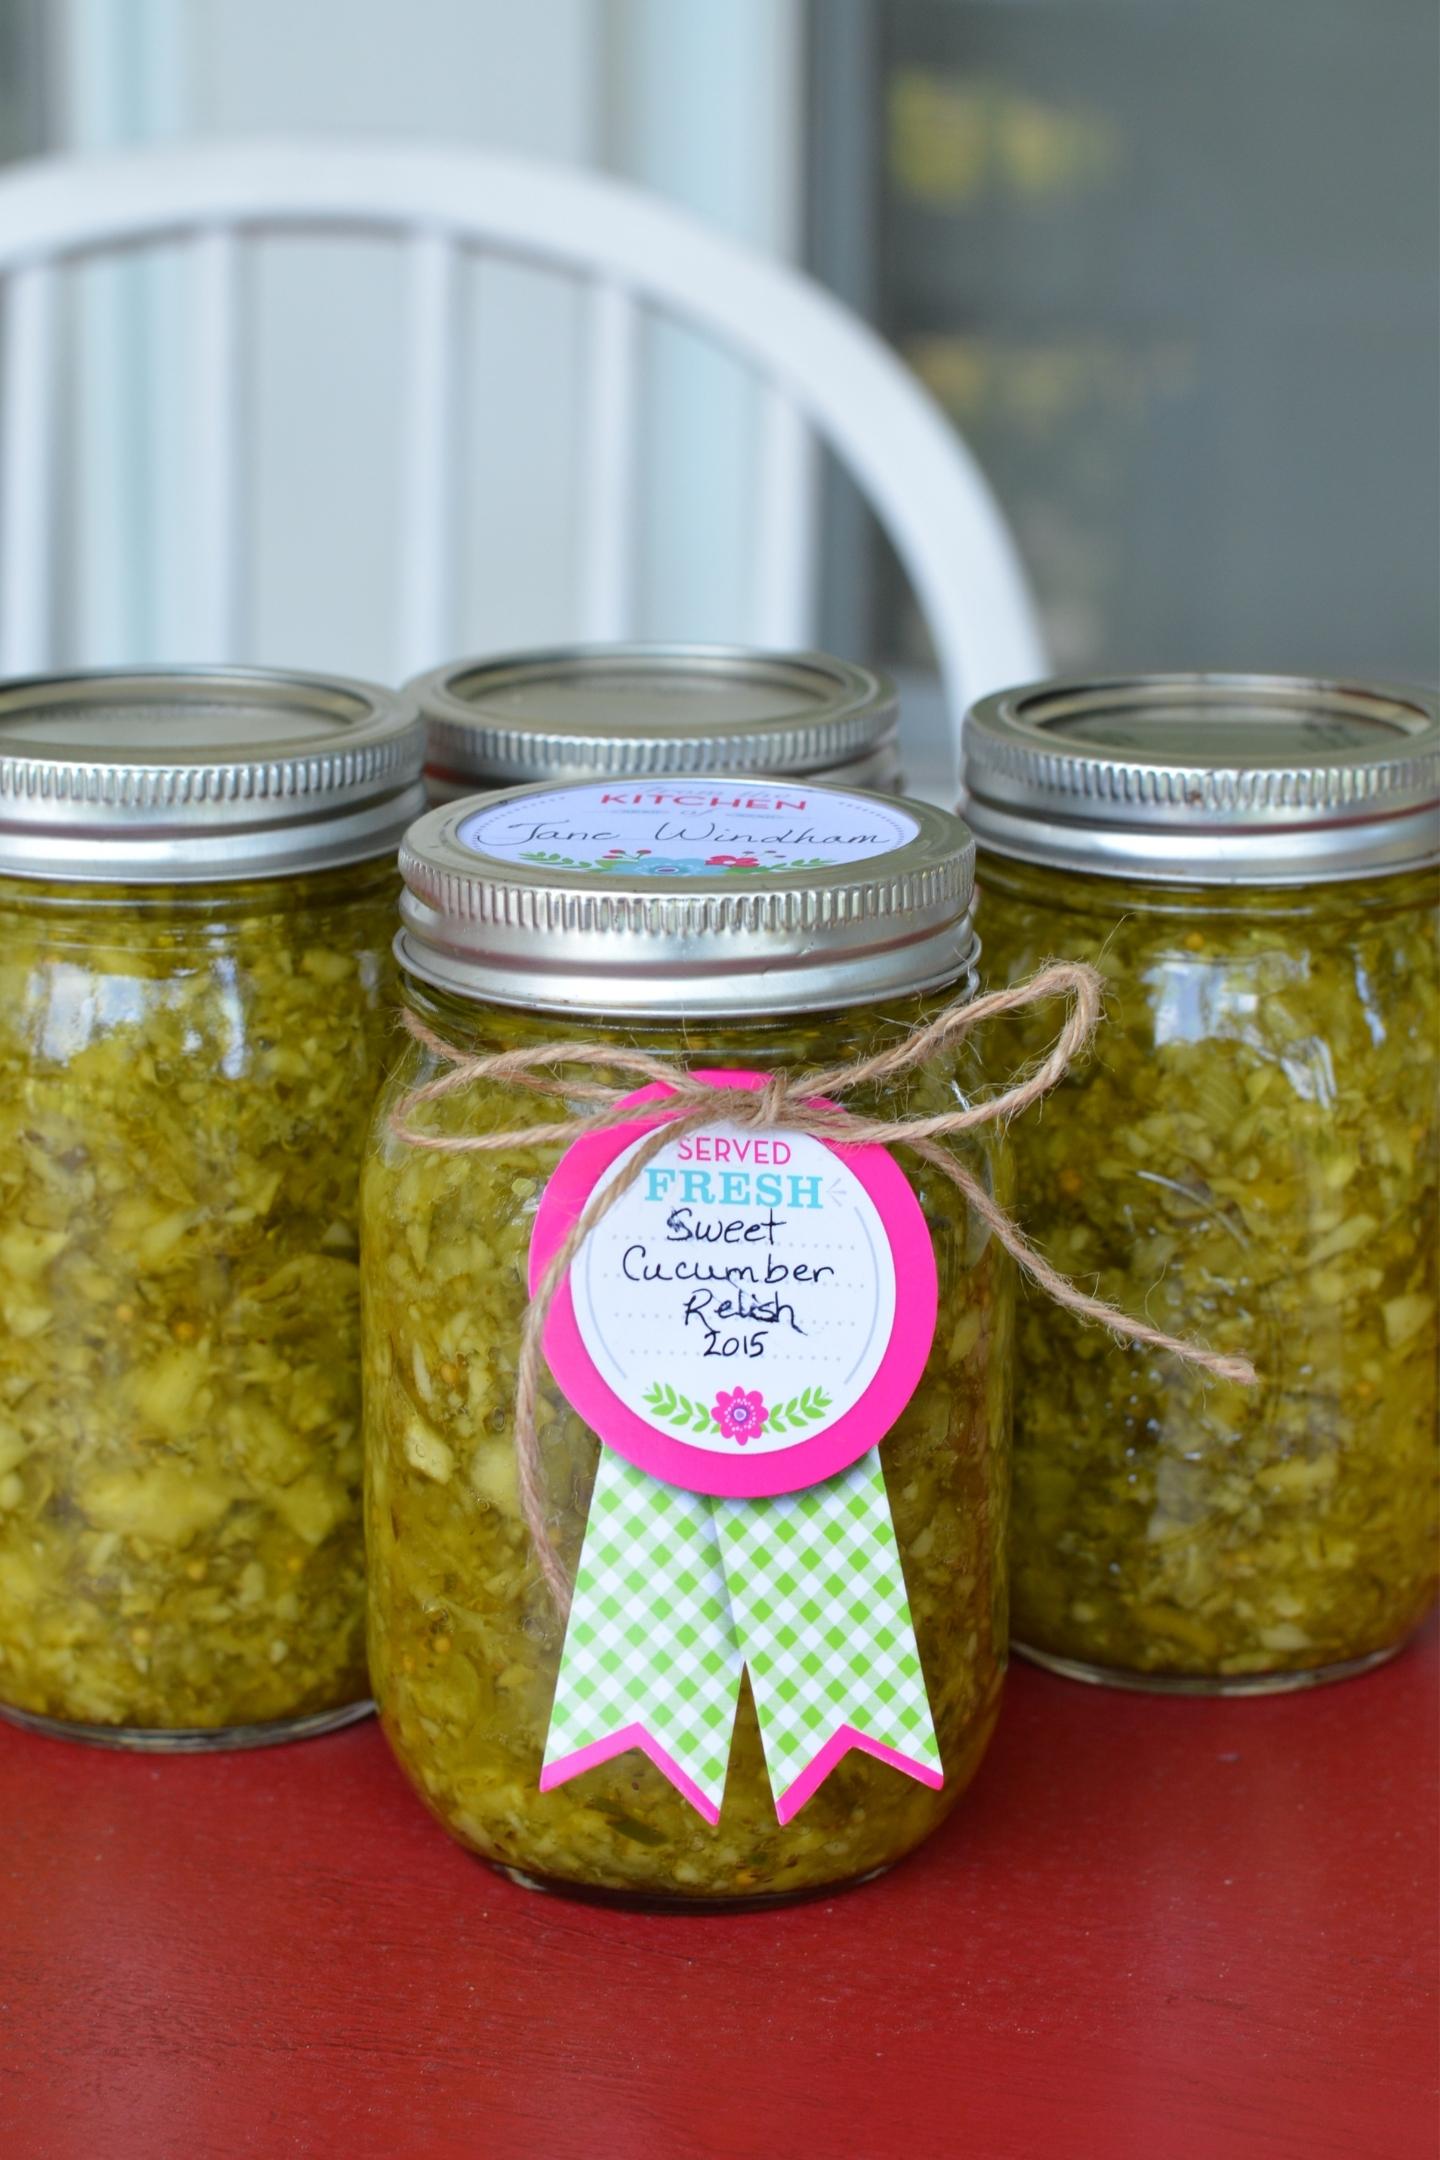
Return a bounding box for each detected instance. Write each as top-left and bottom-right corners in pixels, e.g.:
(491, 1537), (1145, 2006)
(963, 675), (1439, 1693)
(0, 667), (425, 1747)
(364, 778), (1012, 1906)
(408, 644), (903, 801)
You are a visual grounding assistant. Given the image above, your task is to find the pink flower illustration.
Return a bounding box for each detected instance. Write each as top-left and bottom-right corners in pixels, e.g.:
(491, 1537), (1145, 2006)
(712, 1386), (770, 1445)
(705, 853), (759, 867)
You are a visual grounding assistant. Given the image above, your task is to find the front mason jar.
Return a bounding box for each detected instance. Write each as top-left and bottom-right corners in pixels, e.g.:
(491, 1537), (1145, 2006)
(364, 777), (1012, 1906)
(0, 668), (425, 1746)
(964, 675), (1440, 1693)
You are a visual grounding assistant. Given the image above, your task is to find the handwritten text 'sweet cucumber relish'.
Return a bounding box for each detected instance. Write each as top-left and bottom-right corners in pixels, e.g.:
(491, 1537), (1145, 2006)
(963, 675), (1439, 1693)
(0, 668), (424, 1747)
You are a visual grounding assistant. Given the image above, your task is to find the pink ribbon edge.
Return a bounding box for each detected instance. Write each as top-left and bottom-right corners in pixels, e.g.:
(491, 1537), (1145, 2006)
(774, 1726), (944, 1826)
(540, 1727), (723, 1826)
(541, 1722), (943, 1827)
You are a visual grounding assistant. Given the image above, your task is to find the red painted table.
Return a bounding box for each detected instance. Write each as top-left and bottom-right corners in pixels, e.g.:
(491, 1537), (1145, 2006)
(2, 1624), (1434, 2160)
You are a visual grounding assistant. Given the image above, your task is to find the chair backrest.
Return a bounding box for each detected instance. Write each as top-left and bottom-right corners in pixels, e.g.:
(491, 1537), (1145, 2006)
(0, 139), (1046, 763)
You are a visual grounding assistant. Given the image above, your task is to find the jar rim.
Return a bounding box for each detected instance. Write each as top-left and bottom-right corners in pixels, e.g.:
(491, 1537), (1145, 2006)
(408, 643), (899, 789)
(962, 673), (1440, 884)
(0, 665), (426, 883)
(395, 775), (978, 1017)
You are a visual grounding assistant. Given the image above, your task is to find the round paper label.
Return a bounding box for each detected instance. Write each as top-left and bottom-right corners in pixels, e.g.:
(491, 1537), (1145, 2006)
(529, 1073), (938, 1498)
(457, 782), (919, 877)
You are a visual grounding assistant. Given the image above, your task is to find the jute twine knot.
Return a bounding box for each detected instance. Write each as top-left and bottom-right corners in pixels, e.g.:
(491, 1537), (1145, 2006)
(389, 961), (1257, 1615)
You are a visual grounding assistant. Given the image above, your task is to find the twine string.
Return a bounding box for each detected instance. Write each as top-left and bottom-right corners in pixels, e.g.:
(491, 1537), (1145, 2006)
(390, 961), (1257, 1615)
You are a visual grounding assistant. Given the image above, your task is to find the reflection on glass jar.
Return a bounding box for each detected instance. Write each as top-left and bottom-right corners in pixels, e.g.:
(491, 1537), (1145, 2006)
(965, 674), (1440, 1692)
(0, 669), (424, 1746)
(364, 778), (1012, 1906)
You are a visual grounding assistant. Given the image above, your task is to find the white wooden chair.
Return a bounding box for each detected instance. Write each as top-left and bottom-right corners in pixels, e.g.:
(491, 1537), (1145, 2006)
(0, 140), (1045, 770)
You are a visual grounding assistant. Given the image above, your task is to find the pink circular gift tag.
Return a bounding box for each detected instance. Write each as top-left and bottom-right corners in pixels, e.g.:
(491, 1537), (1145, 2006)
(529, 1071), (938, 1497)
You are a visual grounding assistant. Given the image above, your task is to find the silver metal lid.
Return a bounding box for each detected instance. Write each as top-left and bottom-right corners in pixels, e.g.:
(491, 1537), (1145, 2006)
(962, 674), (1440, 885)
(409, 644), (901, 795)
(397, 776), (976, 1017)
(0, 666), (427, 883)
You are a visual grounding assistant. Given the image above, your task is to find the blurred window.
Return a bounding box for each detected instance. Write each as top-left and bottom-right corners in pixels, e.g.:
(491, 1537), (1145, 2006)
(0, 1), (46, 164)
(811, 0), (1439, 683)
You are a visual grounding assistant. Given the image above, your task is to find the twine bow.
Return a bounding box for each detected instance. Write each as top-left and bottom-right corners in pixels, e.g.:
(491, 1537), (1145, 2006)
(390, 961), (1257, 1613)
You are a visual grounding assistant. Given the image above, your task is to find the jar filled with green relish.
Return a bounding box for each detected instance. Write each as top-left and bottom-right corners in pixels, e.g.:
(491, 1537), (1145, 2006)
(963, 674), (1439, 1693)
(408, 644), (902, 801)
(0, 667), (424, 1747)
(364, 777), (1011, 1905)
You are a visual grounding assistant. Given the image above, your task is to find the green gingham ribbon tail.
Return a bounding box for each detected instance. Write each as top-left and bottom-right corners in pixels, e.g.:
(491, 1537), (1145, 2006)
(542, 1449), (940, 1824)
(540, 1449), (743, 1822)
(713, 1449), (942, 1823)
